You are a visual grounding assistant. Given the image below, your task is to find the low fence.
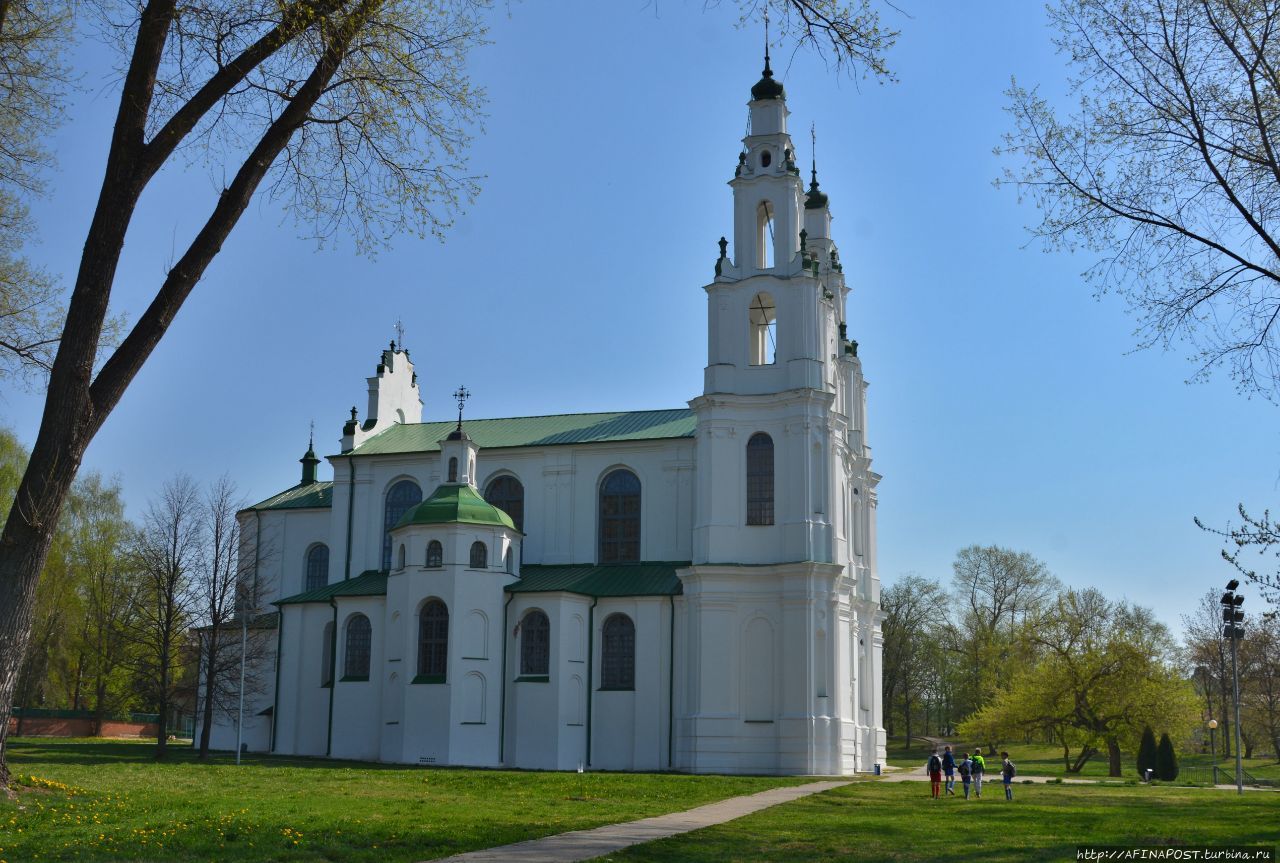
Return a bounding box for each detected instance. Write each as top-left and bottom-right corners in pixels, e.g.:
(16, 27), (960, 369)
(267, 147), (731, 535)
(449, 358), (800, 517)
(8, 707), (160, 739)
(1157, 765), (1278, 788)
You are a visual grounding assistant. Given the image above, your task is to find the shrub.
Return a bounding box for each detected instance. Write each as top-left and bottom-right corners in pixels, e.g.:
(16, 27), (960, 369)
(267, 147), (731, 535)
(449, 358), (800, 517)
(1136, 726), (1158, 780)
(1156, 732), (1179, 781)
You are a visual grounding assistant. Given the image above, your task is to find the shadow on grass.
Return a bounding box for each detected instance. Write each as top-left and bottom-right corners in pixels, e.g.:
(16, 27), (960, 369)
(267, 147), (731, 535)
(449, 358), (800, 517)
(7, 738), (428, 772)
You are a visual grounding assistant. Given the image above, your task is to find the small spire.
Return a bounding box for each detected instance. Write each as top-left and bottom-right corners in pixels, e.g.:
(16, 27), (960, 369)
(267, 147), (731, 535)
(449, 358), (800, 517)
(300, 421), (321, 485)
(763, 5), (771, 75)
(811, 122), (818, 185)
(453, 385), (471, 433)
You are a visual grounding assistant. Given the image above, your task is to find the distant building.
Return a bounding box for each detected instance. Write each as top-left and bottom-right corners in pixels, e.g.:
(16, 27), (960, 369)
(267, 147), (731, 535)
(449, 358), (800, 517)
(198, 57), (886, 774)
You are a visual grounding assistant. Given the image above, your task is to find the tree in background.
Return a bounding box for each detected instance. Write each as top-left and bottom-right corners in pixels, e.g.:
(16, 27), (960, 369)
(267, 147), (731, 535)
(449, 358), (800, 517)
(880, 574), (948, 745)
(194, 476), (247, 759)
(1004, 0), (1280, 401)
(950, 544), (1058, 721)
(0, 0), (899, 791)
(1156, 732), (1179, 781)
(1136, 726), (1157, 780)
(1184, 590), (1237, 758)
(130, 475), (200, 761)
(960, 589), (1198, 776)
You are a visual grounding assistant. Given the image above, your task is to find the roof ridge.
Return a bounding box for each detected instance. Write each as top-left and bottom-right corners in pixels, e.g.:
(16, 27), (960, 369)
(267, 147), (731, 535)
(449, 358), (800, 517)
(394, 407), (691, 427)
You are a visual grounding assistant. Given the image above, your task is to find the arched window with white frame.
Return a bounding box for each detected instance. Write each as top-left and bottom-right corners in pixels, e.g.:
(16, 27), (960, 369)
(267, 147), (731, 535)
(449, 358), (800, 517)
(416, 599), (449, 681)
(382, 480), (421, 571)
(344, 614), (372, 680)
(520, 610), (550, 676)
(598, 469), (641, 564)
(305, 543), (329, 592)
(749, 292), (777, 366)
(600, 613), (635, 691)
(746, 432), (775, 525)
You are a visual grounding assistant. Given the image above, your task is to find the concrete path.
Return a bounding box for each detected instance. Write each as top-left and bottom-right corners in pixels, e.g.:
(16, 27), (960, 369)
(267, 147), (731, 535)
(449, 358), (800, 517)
(423, 779), (851, 863)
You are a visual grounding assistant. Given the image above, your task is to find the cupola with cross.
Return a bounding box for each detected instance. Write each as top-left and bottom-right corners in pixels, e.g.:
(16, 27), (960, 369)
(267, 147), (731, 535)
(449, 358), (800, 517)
(438, 385), (479, 487)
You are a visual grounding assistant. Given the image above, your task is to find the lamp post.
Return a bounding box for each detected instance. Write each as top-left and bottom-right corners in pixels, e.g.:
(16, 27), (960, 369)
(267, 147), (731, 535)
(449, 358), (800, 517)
(1219, 579), (1245, 795)
(1207, 718), (1218, 784)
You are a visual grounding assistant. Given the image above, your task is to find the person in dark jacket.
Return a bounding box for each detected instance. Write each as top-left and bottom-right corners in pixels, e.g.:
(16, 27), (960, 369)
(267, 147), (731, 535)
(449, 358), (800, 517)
(1001, 751), (1016, 800)
(941, 745), (957, 796)
(958, 752), (973, 799)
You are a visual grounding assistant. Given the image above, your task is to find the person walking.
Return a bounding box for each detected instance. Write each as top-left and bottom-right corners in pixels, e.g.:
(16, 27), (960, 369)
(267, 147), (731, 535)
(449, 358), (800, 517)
(1001, 751), (1016, 801)
(926, 749), (943, 799)
(958, 752), (973, 799)
(971, 748), (986, 798)
(941, 745), (957, 796)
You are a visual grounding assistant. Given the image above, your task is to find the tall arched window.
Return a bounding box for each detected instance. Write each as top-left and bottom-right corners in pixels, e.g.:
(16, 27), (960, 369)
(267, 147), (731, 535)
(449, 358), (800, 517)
(305, 544), (329, 591)
(382, 480), (422, 571)
(344, 614), (371, 679)
(746, 432), (775, 525)
(749, 292), (777, 365)
(469, 541), (487, 569)
(520, 610), (550, 676)
(504, 547), (514, 574)
(600, 614), (635, 690)
(447, 457), (458, 483)
(426, 540), (443, 568)
(599, 469), (641, 564)
(484, 475), (525, 532)
(396, 543), (406, 570)
(417, 600), (449, 681)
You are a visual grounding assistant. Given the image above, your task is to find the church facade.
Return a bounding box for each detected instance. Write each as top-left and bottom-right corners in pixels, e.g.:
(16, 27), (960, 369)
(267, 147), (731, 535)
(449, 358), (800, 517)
(202, 59), (887, 775)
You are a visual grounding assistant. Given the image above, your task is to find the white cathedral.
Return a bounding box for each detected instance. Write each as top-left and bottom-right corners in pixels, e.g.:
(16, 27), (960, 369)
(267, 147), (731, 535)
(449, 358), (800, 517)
(201, 57), (886, 775)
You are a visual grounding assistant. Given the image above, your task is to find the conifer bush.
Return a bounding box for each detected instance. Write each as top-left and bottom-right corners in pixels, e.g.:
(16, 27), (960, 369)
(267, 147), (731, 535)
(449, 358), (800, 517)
(1136, 727), (1157, 780)
(1156, 732), (1178, 781)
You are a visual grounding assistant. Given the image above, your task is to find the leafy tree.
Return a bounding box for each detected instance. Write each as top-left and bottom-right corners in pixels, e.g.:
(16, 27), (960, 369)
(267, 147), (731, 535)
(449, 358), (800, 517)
(960, 588), (1199, 776)
(0, 0), (899, 788)
(1003, 0), (1280, 401)
(950, 544), (1058, 721)
(1156, 731), (1179, 781)
(1136, 726), (1157, 780)
(880, 574), (948, 745)
(1183, 590), (1237, 757)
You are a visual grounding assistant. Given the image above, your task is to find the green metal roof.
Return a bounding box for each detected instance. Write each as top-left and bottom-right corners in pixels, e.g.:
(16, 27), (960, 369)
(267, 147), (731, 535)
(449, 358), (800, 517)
(507, 562), (688, 598)
(396, 483), (516, 531)
(347, 409), (694, 457)
(245, 481), (333, 512)
(275, 569), (388, 605)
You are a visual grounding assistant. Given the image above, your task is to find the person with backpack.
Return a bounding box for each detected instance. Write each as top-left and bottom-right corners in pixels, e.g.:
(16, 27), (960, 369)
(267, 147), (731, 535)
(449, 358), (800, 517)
(958, 752), (973, 799)
(970, 748), (986, 798)
(1001, 751), (1016, 800)
(941, 745), (957, 796)
(926, 749), (943, 799)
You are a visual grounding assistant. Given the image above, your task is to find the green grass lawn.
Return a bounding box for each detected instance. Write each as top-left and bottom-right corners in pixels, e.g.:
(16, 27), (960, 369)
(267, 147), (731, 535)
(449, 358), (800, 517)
(594, 781), (1280, 862)
(0, 738), (806, 862)
(884, 737), (1280, 783)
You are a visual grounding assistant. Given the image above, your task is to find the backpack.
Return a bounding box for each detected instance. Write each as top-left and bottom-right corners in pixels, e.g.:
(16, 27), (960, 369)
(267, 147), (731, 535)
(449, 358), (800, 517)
(1005, 761), (1016, 778)
(959, 760), (971, 778)
(928, 755), (942, 773)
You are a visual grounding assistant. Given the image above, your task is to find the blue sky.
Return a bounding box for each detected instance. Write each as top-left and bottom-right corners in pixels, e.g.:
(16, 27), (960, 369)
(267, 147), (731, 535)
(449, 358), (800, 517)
(3, 1), (1275, 627)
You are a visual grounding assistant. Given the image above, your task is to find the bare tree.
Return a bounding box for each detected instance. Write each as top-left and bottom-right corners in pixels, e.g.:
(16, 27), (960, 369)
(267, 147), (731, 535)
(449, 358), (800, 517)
(194, 475), (247, 758)
(1183, 589), (1237, 758)
(130, 474), (200, 761)
(881, 574), (948, 746)
(1003, 0), (1280, 400)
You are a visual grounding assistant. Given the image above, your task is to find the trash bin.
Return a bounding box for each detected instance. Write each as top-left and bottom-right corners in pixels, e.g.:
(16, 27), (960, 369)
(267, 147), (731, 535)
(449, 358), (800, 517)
(874, 763), (881, 776)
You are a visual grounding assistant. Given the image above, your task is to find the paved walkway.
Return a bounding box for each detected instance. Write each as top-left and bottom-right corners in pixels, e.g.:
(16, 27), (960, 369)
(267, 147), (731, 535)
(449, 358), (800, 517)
(423, 780), (851, 863)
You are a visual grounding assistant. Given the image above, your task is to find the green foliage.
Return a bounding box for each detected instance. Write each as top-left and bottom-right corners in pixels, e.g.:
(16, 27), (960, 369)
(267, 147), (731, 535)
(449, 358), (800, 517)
(1156, 732), (1178, 782)
(957, 589), (1200, 777)
(0, 739), (806, 862)
(1136, 727), (1157, 779)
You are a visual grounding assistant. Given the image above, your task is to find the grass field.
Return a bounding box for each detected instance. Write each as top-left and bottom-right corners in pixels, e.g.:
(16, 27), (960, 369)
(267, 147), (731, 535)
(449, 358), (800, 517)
(596, 781), (1280, 862)
(0, 738), (806, 862)
(883, 737), (1280, 782)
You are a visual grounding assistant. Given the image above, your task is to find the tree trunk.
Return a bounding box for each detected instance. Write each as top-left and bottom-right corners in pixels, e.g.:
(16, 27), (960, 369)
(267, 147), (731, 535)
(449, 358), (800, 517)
(1106, 737), (1122, 777)
(199, 628), (218, 758)
(904, 691), (912, 748)
(155, 639), (169, 760)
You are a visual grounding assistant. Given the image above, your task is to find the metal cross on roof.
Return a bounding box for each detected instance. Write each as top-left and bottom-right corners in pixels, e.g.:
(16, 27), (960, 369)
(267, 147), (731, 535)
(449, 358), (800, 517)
(453, 385), (470, 431)
(394, 318), (405, 347)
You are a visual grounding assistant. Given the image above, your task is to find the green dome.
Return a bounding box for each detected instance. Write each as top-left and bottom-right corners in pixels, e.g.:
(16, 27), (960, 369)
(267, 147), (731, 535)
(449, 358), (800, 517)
(395, 483), (517, 531)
